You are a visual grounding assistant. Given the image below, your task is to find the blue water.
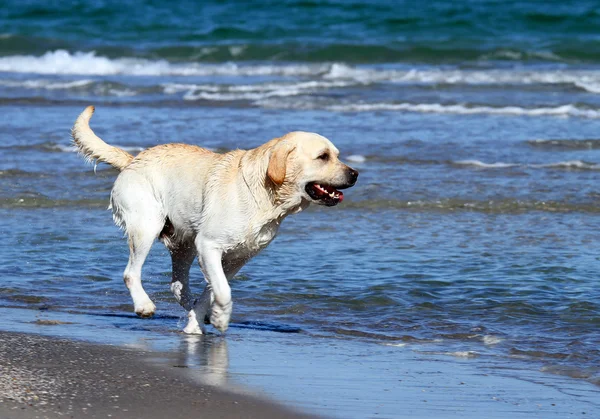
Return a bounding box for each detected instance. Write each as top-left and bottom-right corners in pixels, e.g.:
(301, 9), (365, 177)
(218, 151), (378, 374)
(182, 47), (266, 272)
(0, 0), (599, 396)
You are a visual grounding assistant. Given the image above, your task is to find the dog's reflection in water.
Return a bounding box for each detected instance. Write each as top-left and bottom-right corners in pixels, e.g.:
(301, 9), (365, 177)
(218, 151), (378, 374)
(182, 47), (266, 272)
(178, 334), (229, 388)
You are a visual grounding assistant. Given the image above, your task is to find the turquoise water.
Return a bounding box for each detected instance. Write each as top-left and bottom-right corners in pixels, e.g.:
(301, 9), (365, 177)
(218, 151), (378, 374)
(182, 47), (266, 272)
(2, 0), (600, 63)
(0, 0), (599, 393)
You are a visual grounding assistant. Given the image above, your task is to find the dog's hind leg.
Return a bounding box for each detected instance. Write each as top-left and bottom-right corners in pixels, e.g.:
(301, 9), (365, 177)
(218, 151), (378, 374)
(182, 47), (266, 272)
(112, 173), (164, 318)
(167, 241), (203, 334)
(123, 221), (163, 318)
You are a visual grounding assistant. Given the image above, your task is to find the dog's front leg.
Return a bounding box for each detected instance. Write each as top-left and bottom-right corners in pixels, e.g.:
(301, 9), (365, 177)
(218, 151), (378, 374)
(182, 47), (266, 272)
(195, 240), (232, 333)
(201, 258), (246, 326)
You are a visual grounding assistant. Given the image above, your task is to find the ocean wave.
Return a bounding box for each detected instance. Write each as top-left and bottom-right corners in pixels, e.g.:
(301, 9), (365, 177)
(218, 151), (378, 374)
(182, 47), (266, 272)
(454, 159), (600, 171)
(165, 80), (352, 101)
(3, 51), (600, 97)
(0, 78), (94, 90)
(0, 78), (141, 99)
(483, 335), (504, 345)
(445, 351), (480, 358)
(341, 199), (600, 214)
(0, 50), (330, 77)
(527, 139), (600, 150)
(339, 154), (600, 171)
(0, 141), (146, 154)
(531, 160), (600, 170)
(323, 64), (600, 93)
(0, 77), (350, 101)
(453, 160), (518, 169)
(30, 142), (144, 154)
(327, 103), (600, 118)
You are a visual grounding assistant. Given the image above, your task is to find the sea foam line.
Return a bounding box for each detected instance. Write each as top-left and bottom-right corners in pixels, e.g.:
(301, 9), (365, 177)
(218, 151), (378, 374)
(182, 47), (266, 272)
(454, 160), (518, 168)
(167, 80), (352, 101)
(328, 103), (600, 118)
(2, 51), (600, 95)
(454, 159), (600, 170)
(0, 50), (328, 77)
(528, 138), (600, 150)
(324, 63), (600, 93)
(0, 79), (94, 89)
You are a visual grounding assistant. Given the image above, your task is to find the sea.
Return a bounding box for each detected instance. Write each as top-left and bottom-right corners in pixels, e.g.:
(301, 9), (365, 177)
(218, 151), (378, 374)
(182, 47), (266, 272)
(0, 0), (599, 414)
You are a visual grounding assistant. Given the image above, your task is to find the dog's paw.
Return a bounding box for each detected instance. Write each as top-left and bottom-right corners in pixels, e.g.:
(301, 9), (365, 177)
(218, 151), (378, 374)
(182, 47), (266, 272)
(210, 301), (232, 333)
(183, 310), (205, 334)
(134, 300), (156, 318)
(183, 323), (204, 334)
(183, 321), (205, 335)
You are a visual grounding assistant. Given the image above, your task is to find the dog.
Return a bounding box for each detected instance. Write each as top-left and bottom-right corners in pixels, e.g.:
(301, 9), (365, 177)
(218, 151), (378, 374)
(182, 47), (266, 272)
(71, 106), (358, 334)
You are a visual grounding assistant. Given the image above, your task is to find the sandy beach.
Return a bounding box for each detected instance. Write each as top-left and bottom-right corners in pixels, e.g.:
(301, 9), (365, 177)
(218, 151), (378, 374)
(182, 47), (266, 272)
(0, 329), (314, 419)
(0, 307), (598, 418)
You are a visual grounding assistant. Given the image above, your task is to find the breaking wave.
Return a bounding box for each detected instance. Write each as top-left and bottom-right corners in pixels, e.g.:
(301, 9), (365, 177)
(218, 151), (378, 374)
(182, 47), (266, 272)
(1, 51), (600, 95)
(0, 50), (329, 77)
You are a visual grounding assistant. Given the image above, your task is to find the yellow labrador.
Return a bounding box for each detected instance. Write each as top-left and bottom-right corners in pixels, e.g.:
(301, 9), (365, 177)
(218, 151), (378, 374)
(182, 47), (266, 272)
(72, 106), (358, 334)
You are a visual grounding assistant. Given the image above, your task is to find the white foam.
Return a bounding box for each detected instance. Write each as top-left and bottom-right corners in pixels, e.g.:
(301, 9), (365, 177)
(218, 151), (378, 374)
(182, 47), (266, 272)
(108, 88), (137, 97)
(453, 159), (600, 170)
(346, 154), (367, 163)
(324, 64), (600, 93)
(479, 50), (563, 62)
(574, 81), (600, 94)
(446, 351), (479, 358)
(0, 50), (330, 77)
(454, 160), (518, 169)
(483, 335), (503, 345)
(328, 103), (600, 118)
(3, 52), (600, 95)
(532, 160), (600, 170)
(0, 79), (94, 90)
(164, 80), (351, 101)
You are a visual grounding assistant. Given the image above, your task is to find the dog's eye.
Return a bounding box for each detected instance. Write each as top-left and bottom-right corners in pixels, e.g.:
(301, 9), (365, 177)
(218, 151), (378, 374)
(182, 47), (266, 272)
(317, 152), (329, 161)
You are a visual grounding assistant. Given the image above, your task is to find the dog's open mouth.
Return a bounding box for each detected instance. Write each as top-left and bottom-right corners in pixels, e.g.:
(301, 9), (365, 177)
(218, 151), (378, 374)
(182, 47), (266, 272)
(305, 182), (344, 206)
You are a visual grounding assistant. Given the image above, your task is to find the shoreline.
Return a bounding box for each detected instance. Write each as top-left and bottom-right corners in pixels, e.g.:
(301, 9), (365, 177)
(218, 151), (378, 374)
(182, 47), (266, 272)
(0, 307), (598, 418)
(0, 330), (315, 419)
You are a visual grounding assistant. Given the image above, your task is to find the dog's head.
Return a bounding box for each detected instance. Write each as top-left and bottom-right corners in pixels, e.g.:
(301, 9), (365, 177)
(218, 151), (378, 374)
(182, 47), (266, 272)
(267, 132), (358, 207)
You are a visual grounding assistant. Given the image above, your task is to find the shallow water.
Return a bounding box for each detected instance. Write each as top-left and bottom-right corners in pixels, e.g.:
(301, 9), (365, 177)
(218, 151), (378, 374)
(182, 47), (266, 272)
(3, 306), (599, 419)
(1, 0), (600, 397)
(1, 105), (599, 389)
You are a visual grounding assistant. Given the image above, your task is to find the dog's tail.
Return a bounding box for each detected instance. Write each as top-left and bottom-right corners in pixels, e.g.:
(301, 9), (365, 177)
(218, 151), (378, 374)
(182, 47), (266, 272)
(71, 106), (134, 171)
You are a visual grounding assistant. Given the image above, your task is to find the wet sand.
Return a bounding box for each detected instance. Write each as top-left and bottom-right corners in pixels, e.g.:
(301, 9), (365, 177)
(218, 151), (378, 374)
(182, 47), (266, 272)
(0, 331), (315, 419)
(0, 307), (599, 419)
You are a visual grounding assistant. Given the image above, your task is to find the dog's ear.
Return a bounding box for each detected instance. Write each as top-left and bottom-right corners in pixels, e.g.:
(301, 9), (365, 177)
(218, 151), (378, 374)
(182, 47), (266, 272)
(267, 140), (295, 186)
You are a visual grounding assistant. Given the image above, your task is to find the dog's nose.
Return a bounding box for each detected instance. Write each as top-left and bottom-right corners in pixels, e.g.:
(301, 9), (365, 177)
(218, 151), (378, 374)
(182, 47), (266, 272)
(349, 168), (359, 184)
